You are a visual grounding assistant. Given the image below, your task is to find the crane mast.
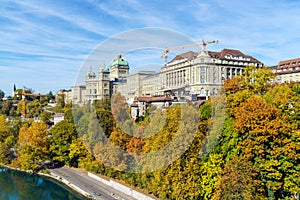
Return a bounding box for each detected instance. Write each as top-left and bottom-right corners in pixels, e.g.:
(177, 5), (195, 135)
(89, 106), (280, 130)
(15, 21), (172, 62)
(21, 87), (45, 118)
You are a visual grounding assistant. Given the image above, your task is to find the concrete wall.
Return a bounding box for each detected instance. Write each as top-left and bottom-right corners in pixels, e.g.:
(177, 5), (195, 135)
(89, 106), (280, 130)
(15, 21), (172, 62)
(88, 172), (155, 200)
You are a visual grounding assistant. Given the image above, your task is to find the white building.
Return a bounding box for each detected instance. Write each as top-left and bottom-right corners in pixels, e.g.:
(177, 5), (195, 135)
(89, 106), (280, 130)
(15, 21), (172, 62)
(141, 73), (161, 96)
(55, 89), (72, 104)
(61, 48), (263, 105)
(272, 57), (300, 83)
(54, 113), (64, 125)
(159, 48), (263, 100)
(71, 85), (86, 105)
(117, 71), (156, 104)
(85, 66), (110, 104)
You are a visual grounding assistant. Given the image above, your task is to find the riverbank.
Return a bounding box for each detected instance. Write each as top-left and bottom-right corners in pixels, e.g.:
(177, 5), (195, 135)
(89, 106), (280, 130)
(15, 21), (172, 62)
(0, 164), (156, 200)
(0, 163), (137, 200)
(0, 164), (87, 200)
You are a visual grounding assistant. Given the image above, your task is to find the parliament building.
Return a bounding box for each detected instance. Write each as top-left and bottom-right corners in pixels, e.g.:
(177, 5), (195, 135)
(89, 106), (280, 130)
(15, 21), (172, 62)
(60, 47), (264, 105)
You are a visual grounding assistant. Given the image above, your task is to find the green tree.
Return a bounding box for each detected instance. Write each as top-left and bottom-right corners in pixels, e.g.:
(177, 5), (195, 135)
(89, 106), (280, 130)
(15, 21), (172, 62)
(68, 139), (88, 167)
(0, 89), (5, 99)
(95, 96), (114, 137)
(1, 100), (12, 116)
(63, 103), (74, 122)
(26, 99), (42, 118)
(199, 153), (224, 200)
(55, 93), (65, 112)
(40, 111), (52, 124)
(44, 91), (54, 102)
(49, 120), (77, 164)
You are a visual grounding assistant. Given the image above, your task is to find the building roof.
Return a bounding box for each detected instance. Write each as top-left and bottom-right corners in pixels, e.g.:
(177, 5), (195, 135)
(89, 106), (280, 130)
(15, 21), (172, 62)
(273, 57), (300, 74)
(127, 71), (156, 78)
(110, 54), (129, 67)
(137, 96), (173, 102)
(167, 49), (262, 64)
(131, 101), (138, 107)
(54, 113), (64, 117)
(57, 89), (71, 93)
(209, 49), (262, 63)
(168, 51), (198, 63)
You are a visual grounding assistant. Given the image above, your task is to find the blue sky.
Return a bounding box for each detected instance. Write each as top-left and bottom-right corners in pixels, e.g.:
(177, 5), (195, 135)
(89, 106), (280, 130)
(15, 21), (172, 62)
(1, 0), (300, 95)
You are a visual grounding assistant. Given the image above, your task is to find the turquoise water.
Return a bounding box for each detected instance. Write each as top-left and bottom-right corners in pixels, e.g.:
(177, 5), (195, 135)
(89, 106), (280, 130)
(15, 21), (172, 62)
(0, 167), (87, 200)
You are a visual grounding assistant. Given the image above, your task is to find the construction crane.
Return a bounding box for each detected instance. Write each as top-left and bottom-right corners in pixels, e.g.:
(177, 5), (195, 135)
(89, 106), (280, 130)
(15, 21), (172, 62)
(201, 39), (219, 52)
(160, 39), (219, 63)
(21, 87), (45, 118)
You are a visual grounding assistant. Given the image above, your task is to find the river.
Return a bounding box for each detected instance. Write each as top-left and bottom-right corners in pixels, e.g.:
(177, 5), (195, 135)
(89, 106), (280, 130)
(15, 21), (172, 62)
(0, 166), (87, 200)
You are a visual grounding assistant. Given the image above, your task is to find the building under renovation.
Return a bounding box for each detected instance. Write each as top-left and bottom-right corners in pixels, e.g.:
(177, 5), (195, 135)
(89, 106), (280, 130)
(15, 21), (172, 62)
(58, 45), (264, 106)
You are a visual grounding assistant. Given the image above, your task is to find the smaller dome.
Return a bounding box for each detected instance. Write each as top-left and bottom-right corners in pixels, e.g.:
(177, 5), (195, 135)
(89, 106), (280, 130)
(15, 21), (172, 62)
(87, 67), (96, 78)
(100, 65), (110, 72)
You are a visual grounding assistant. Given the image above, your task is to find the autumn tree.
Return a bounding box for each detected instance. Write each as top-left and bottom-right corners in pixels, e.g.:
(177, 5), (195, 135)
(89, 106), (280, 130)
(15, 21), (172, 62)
(213, 156), (263, 200)
(111, 92), (132, 133)
(264, 83), (300, 124)
(0, 114), (9, 142)
(17, 122), (49, 170)
(240, 65), (275, 95)
(234, 95), (299, 198)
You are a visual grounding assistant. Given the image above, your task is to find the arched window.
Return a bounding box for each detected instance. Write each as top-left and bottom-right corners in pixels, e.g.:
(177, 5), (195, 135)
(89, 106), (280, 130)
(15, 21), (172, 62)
(200, 88), (205, 94)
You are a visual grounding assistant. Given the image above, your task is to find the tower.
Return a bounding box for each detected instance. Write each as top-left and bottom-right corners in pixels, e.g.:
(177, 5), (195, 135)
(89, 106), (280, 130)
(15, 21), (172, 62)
(13, 84), (16, 97)
(85, 67), (98, 103)
(109, 54), (129, 80)
(98, 65), (110, 98)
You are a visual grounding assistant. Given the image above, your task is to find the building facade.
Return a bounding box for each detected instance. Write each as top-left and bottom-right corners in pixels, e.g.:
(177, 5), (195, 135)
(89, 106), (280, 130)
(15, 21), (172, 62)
(272, 57), (300, 83)
(71, 85), (86, 105)
(58, 48), (263, 105)
(159, 48), (263, 100)
(84, 55), (128, 104)
(117, 71), (157, 103)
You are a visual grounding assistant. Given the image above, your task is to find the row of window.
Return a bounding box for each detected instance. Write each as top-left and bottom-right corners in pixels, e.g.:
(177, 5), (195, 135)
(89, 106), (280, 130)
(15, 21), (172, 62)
(89, 88), (109, 94)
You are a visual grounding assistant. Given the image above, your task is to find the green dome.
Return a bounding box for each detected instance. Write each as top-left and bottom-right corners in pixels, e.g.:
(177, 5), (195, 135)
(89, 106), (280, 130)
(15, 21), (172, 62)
(100, 65), (110, 72)
(110, 54), (129, 67)
(87, 67), (96, 78)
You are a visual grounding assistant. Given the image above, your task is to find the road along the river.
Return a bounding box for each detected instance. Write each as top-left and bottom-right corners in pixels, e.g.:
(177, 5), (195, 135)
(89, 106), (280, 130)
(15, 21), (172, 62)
(50, 166), (137, 200)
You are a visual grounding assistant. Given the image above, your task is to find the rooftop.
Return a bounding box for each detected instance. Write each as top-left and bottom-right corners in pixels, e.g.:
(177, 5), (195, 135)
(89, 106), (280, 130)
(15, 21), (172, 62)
(273, 57), (300, 74)
(167, 49), (263, 64)
(137, 96), (173, 102)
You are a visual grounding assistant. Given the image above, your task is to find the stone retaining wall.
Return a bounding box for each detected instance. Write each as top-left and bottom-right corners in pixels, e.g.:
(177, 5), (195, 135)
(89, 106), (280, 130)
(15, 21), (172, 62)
(88, 172), (155, 200)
